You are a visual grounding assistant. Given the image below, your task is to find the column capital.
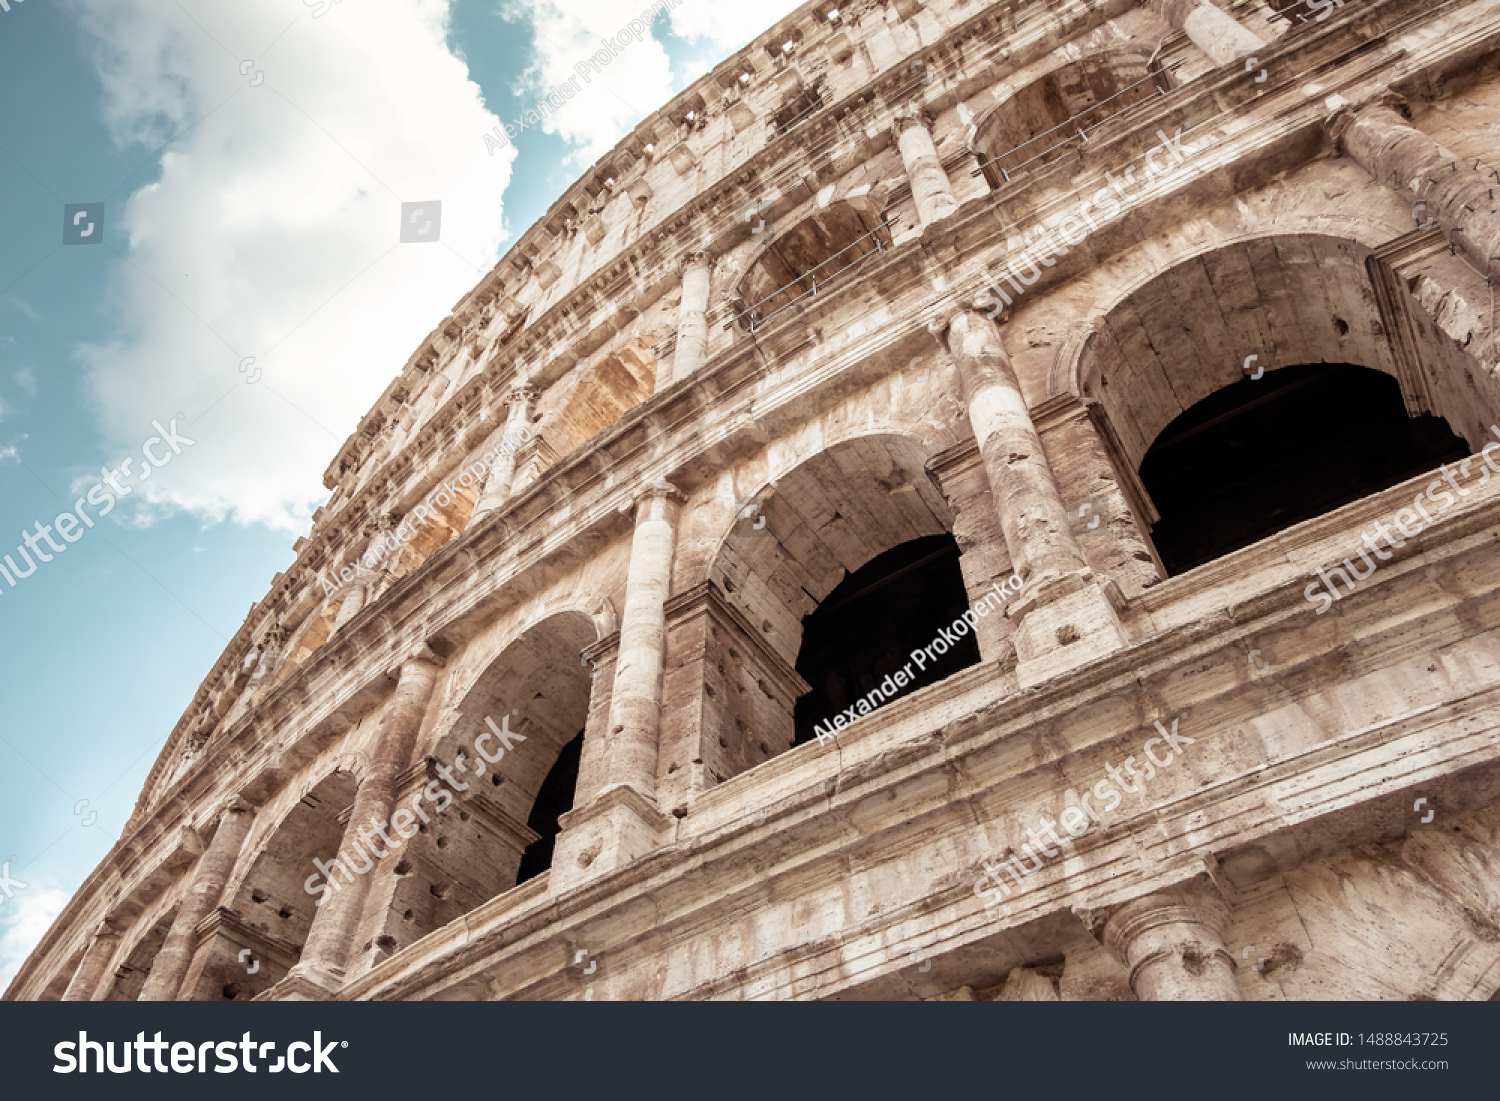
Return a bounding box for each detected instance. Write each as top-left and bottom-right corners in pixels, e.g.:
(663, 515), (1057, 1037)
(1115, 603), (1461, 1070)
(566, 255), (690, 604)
(1326, 91), (1410, 148)
(91, 916), (122, 939)
(508, 383), (539, 408)
(681, 250), (713, 276)
(1096, 884), (1235, 981)
(892, 108), (932, 138)
(386, 644), (447, 680)
(635, 480), (686, 508)
(219, 795), (257, 819)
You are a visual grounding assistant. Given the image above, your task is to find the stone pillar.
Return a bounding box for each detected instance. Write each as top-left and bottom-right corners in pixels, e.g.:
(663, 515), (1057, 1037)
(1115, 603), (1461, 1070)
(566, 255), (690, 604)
(138, 800), (254, 1001)
(331, 517), (398, 631)
(937, 310), (1089, 584)
(294, 650), (443, 988)
(471, 385), (538, 523)
(668, 253), (713, 390)
(602, 483), (683, 797)
(1153, 0), (1265, 67)
(929, 441), (1019, 665)
(1330, 96), (1500, 283)
(895, 111), (959, 228)
(934, 310), (1127, 685)
(1102, 887), (1240, 1001)
(61, 920), (120, 1001)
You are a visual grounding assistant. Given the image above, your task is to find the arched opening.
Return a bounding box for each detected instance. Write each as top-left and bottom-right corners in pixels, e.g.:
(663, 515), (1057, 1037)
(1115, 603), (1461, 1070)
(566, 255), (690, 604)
(106, 912), (174, 1001)
(516, 730), (584, 884)
(793, 533), (980, 745)
(732, 201), (893, 331)
(1075, 235), (1500, 581)
(353, 612), (596, 964)
(678, 432), (1007, 800)
(1142, 364), (1469, 575)
(192, 770), (359, 1001)
(38, 946), (83, 1001)
(971, 48), (1173, 188)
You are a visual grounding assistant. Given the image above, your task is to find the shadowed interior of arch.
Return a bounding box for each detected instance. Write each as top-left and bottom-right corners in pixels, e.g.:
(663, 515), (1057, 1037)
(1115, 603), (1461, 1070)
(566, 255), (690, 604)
(516, 731), (583, 885)
(792, 533), (980, 745)
(1140, 363), (1470, 576)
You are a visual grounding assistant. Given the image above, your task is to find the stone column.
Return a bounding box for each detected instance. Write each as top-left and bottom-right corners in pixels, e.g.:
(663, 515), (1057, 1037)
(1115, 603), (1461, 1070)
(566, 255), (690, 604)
(1102, 887), (1240, 1000)
(935, 310), (1127, 685)
(331, 517), (397, 631)
(937, 310), (1089, 585)
(602, 483), (684, 798)
(138, 800), (254, 1001)
(667, 253), (713, 391)
(61, 920), (120, 1001)
(1152, 0), (1265, 67)
(1330, 96), (1500, 283)
(471, 385), (538, 523)
(929, 442), (1019, 665)
(293, 650), (443, 987)
(895, 111), (959, 228)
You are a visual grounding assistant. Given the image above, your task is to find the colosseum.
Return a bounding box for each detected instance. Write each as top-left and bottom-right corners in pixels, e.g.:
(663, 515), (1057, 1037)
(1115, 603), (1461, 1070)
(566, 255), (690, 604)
(11, 0), (1500, 1003)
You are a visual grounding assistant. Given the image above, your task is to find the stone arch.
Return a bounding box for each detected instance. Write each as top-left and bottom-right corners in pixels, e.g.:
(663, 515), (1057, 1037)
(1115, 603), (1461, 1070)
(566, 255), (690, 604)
(171, 769), (362, 1000)
(105, 908), (175, 1001)
(731, 199), (894, 331)
(969, 44), (1175, 188)
(1059, 232), (1490, 574)
(353, 610), (600, 961)
(691, 430), (995, 783)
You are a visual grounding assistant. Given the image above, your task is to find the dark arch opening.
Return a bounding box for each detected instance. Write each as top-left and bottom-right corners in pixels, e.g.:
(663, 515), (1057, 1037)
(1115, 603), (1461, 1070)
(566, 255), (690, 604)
(1141, 363), (1469, 576)
(792, 533), (980, 745)
(515, 730), (583, 885)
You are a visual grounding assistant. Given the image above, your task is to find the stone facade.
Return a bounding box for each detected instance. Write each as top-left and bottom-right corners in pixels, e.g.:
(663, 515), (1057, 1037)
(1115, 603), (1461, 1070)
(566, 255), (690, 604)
(11, 0), (1500, 1003)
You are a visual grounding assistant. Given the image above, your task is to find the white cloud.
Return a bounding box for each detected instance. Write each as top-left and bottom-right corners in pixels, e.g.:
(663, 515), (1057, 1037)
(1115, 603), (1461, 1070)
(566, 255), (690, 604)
(0, 885), (69, 995)
(65, 0), (515, 532)
(13, 367), (35, 395)
(502, 0), (679, 164)
(1, 297), (41, 324)
(503, 0), (806, 165)
(667, 0), (806, 53)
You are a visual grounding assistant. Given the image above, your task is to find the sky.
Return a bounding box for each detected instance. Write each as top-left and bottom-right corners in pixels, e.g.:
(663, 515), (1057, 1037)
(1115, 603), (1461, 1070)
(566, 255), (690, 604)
(0, 0), (804, 993)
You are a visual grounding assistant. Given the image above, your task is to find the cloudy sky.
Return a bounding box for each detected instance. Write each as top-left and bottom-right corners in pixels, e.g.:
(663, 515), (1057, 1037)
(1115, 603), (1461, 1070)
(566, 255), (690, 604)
(0, 0), (802, 993)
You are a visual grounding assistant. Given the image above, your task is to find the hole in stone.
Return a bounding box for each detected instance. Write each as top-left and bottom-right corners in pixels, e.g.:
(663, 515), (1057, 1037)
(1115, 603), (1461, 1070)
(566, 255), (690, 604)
(278, 908), (291, 919)
(429, 883), (449, 900)
(1334, 317), (1349, 336)
(459, 810), (470, 821)
(376, 935), (398, 953)
(403, 909), (413, 921)
(222, 983), (241, 1000)
(251, 890), (267, 904)
(436, 837), (448, 849)
(394, 860), (413, 875)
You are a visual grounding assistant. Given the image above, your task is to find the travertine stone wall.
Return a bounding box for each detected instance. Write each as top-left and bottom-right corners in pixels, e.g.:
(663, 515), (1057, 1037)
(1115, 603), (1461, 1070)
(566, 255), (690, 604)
(13, 0), (1500, 1003)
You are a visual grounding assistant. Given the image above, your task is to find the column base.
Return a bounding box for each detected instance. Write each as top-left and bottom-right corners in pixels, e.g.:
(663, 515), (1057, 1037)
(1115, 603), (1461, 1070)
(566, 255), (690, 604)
(260, 963), (344, 1001)
(550, 783), (674, 892)
(1013, 573), (1128, 687)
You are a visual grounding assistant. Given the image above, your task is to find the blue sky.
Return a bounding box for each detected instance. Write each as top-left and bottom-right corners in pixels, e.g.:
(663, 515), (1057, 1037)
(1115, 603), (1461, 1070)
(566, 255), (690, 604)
(0, 0), (800, 990)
